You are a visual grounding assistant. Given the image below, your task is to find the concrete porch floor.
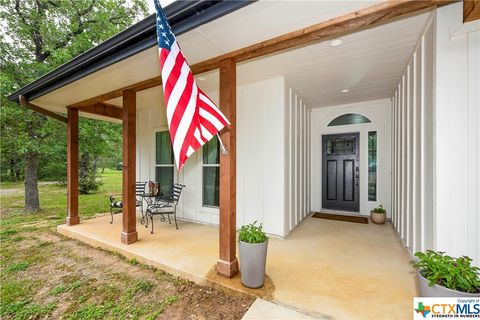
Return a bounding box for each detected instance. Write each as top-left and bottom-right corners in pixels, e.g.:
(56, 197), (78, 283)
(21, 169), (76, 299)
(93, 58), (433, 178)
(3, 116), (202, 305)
(57, 213), (417, 319)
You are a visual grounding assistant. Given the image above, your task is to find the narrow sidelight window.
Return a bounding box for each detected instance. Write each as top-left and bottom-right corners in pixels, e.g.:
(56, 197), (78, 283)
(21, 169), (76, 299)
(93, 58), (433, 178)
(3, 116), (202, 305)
(368, 131), (377, 201)
(155, 131), (174, 196)
(202, 136), (220, 207)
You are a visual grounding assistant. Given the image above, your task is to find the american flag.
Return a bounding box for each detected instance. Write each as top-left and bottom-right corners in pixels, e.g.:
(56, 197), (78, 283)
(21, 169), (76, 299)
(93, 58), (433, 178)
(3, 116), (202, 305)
(155, 1), (230, 170)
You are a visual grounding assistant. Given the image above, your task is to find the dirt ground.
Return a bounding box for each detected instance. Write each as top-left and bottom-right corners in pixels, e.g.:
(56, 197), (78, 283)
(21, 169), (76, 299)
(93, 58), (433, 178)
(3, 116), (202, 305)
(0, 210), (254, 319)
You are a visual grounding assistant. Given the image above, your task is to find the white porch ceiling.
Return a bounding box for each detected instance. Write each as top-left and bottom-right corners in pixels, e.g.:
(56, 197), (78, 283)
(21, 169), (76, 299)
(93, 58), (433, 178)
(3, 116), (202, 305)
(236, 10), (431, 108)
(31, 0), (430, 118)
(189, 10), (431, 108)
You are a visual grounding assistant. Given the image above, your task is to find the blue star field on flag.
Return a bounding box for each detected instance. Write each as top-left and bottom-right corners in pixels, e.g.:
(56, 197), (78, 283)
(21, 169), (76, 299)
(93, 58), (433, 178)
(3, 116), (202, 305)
(154, 0), (175, 50)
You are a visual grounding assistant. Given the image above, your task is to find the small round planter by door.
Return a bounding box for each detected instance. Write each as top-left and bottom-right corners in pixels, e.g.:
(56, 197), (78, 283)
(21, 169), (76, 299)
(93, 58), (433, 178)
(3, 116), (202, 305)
(239, 240), (268, 288)
(418, 273), (480, 297)
(370, 211), (386, 224)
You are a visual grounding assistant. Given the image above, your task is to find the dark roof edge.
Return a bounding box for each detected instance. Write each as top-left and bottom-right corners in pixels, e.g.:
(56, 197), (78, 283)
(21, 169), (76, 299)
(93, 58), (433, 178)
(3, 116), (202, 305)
(8, 0), (254, 103)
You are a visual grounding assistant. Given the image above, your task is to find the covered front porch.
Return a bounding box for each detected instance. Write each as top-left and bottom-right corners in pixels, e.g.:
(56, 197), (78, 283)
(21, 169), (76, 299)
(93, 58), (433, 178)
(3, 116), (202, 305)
(57, 213), (416, 319)
(9, 0), (467, 284)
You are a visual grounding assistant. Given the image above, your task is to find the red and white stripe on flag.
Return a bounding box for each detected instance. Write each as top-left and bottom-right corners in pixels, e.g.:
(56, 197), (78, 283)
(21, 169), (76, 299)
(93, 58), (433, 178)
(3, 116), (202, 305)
(156, 4), (230, 170)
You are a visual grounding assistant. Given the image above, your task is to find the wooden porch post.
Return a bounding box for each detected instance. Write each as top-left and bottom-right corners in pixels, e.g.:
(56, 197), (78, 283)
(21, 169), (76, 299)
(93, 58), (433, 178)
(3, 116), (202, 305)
(217, 58), (239, 277)
(66, 108), (79, 226)
(121, 90), (138, 244)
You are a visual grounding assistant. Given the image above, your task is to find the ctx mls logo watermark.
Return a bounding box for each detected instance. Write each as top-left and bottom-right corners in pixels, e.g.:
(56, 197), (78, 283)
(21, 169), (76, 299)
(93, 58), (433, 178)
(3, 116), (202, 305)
(413, 298), (480, 319)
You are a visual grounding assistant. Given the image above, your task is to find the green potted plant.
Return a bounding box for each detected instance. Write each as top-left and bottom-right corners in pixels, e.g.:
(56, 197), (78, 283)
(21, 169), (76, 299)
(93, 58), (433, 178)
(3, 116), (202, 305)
(238, 221), (268, 288)
(414, 250), (480, 297)
(370, 205), (386, 224)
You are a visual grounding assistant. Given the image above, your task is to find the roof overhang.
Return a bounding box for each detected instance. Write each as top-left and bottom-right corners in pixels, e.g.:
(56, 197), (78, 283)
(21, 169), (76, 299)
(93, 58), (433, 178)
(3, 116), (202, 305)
(9, 0), (456, 123)
(7, 0), (254, 103)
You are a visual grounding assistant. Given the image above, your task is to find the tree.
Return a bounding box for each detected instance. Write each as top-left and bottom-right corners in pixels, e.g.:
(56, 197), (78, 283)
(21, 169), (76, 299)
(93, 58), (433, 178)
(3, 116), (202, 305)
(0, 0), (147, 211)
(77, 118), (122, 193)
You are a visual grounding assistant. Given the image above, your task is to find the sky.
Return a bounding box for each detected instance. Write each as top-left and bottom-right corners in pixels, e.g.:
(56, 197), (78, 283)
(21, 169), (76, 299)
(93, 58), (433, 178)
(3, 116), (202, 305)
(146, 0), (177, 14)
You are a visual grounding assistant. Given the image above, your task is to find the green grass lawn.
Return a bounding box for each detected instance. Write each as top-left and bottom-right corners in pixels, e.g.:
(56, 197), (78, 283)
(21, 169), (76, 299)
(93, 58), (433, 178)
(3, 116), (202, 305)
(0, 169), (253, 319)
(1, 169), (122, 224)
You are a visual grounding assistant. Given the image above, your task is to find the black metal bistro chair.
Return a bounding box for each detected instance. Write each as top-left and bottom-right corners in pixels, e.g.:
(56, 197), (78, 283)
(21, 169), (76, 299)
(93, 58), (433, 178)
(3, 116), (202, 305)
(136, 181), (147, 218)
(145, 183), (185, 233)
(109, 194), (123, 224)
(109, 181), (147, 224)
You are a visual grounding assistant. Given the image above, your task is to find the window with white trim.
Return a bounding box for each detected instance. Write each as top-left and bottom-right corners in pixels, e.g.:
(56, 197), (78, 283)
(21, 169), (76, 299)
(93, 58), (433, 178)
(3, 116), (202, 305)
(202, 137), (220, 207)
(155, 131), (174, 196)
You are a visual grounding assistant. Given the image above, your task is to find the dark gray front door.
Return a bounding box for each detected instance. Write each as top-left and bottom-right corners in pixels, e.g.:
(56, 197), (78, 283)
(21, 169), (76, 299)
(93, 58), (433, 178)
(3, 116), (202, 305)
(322, 133), (360, 212)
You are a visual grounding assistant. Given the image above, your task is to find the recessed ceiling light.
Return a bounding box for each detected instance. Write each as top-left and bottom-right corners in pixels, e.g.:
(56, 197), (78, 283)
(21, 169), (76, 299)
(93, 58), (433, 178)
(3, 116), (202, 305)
(197, 76), (206, 81)
(341, 89), (350, 93)
(329, 38), (343, 47)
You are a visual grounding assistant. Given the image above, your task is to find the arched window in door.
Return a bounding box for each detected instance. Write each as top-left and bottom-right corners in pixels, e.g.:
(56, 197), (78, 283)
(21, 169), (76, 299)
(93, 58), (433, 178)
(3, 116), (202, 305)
(327, 113), (372, 127)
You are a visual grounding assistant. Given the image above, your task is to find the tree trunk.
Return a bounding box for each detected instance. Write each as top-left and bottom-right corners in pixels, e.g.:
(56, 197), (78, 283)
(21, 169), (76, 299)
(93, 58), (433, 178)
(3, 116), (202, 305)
(10, 159), (16, 181)
(79, 153), (90, 178)
(15, 164), (22, 181)
(92, 157), (98, 175)
(24, 152), (40, 212)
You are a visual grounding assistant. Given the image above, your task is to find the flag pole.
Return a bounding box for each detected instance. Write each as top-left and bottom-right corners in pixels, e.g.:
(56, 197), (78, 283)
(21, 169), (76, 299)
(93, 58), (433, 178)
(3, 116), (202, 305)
(217, 133), (228, 155)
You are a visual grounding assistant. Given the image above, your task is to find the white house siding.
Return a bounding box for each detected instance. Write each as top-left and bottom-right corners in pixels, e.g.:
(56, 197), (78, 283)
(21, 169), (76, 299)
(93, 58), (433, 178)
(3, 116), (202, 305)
(284, 83), (311, 235)
(434, 3), (480, 265)
(236, 77), (286, 237)
(136, 77), (291, 237)
(310, 99), (391, 217)
(391, 14), (435, 255)
(392, 4), (480, 266)
(136, 89), (222, 226)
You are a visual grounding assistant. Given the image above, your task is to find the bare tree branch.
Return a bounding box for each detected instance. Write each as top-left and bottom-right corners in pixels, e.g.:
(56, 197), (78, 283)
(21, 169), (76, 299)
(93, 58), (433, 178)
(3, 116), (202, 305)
(14, 0), (46, 62)
(79, 0), (96, 16)
(14, 0), (27, 26)
(35, 0), (98, 62)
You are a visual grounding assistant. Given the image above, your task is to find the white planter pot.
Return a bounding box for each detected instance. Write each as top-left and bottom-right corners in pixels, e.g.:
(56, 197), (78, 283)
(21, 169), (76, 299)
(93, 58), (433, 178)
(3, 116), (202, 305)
(239, 240), (268, 288)
(417, 272), (480, 297)
(370, 211), (386, 224)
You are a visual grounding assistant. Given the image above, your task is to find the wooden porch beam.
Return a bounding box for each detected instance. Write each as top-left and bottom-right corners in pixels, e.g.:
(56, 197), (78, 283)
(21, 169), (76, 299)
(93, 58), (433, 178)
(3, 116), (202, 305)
(69, 77), (162, 108)
(464, 0), (480, 22)
(75, 103), (123, 120)
(195, 0), (455, 70)
(121, 89), (138, 244)
(68, 0), (454, 109)
(19, 95), (67, 123)
(66, 108), (79, 226)
(217, 58), (239, 278)
(184, 0), (455, 71)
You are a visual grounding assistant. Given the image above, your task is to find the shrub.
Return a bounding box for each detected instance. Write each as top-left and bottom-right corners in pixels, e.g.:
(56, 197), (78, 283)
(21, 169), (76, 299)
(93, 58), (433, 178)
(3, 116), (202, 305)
(372, 205), (386, 213)
(414, 250), (480, 293)
(238, 221), (268, 244)
(79, 173), (103, 194)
